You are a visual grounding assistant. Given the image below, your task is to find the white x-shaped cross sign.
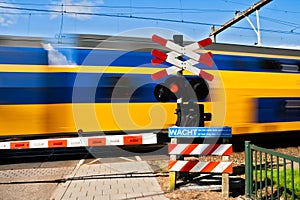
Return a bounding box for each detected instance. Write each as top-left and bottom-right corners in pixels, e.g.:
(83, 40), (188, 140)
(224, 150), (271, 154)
(151, 34), (214, 81)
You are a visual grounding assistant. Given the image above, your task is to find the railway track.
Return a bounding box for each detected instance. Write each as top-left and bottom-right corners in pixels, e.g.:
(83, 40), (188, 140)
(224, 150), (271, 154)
(0, 144), (167, 165)
(0, 147), (90, 165)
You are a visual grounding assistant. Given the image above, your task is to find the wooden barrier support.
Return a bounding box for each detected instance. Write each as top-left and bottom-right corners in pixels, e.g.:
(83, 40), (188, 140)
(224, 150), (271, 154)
(169, 137), (178, 192)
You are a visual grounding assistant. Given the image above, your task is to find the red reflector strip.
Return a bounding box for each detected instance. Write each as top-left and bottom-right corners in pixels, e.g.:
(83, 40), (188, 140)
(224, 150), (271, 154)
(181, 144), (198, 155)
(200, 162), (220, 172)
(152, 34), (168, 46)
(152, 69), (168, 80)
(199, 70), (214, 81)
(10, 142), (29, 149)
(199, 52), (213, 67)
(223, 163), (233, 173)
(48, 140), (67, 148)
(197, 38), (212, 48)
(151, 57), (164, 65)
(124, 136), (143, 145)
(88, 138), (106, 146)
(168, 160), (177, 170)
(151, 49), (167, 61)
(223, 145), (233, 156)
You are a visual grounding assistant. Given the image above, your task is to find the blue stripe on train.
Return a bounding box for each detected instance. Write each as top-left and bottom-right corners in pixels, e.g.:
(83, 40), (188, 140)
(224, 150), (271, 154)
(257, 98), (300, 123)
(0, 46), (157, 67)
(0, 71), (207, 104)
(0, 46), (48, 64)
(0, 72), (162, 104)
(0, 72), (163, 87)
(0, 86), (158, 104)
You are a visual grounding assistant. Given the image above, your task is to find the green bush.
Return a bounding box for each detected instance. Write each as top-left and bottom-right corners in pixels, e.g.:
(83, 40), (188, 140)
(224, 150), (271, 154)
(253, 168), (300, 199)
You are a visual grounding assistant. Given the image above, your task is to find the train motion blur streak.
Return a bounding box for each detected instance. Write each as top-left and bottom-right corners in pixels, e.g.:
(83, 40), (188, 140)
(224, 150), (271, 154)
(0, 34), (299, 138)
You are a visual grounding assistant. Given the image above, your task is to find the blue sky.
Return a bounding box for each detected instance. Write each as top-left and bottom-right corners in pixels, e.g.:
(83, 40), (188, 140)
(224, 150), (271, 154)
(0, 0), (300, 48)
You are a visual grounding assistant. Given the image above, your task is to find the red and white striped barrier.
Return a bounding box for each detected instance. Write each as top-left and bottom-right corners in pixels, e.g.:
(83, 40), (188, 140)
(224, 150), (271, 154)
(168, 144), (232, 156)
(0, 133), (157, 149)
(168, 160), (233, 173)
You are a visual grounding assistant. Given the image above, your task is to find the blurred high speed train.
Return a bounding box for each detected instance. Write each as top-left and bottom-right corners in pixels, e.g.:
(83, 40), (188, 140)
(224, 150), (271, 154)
(0, 34), (299, 138)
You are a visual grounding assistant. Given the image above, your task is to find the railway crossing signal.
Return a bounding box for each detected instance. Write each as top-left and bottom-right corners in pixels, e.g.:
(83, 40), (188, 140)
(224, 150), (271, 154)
(152, 34), (213, 102)
(151, 34), (214, 81)
(151, 34), (214, 126)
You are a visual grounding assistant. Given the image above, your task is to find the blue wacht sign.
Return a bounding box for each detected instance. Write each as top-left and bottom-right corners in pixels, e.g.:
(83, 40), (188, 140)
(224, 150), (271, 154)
(168, 126), (232, 138)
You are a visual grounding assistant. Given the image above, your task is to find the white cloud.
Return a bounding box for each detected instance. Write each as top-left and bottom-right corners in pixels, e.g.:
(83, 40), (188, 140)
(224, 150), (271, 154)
(50, 0), (103, 20)
(42, 43), (76, 66)
(0, 2), (18, 26)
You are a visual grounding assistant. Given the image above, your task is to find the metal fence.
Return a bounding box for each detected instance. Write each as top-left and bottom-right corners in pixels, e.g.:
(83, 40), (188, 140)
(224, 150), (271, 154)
(245, 141), (300, 200)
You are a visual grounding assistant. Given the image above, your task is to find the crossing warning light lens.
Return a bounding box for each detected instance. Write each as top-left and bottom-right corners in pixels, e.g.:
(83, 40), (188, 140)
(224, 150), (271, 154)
(170, 83), (179, 93)
(154, 76), (209, 102)
(189, 78), (209, 100)
(154, 76), (185, 102)
(154, 84), (173, 102)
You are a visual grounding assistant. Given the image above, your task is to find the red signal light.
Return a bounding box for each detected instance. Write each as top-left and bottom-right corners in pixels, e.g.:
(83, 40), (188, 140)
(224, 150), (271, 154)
(154, 76), (185, 102)
(154, 76), (209, 102)
(170, 83), (179, 93)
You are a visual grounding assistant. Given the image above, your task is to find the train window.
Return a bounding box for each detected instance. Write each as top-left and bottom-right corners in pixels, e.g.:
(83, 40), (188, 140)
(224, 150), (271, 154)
(280, 64), (299, 72)
(284, 100), (300, 109)
(262, 60), (281, 70)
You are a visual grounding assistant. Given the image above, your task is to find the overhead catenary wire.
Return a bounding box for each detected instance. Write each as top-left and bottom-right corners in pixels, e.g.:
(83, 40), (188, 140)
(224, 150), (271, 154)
(222, 0), (300, 14)
(5, 0), (300, 15)
(2, 1), (300, 16)
(260, 16), (299, 27)
(0, 3), (299, 36)
(249, 15), (300, 33)
(0, 1), (236, 13)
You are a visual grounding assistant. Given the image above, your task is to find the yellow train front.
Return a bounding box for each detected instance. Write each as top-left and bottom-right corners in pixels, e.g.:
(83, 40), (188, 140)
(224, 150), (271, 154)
(0, 34), (299, 139)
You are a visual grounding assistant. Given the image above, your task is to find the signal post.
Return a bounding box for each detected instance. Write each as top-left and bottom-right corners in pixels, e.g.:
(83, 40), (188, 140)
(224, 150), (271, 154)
(169, 35), (183, 192)
(151, 34), (232, 197)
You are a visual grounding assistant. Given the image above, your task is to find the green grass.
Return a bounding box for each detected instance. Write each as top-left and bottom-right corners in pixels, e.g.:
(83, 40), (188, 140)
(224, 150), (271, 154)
(253, 168), (300, 199)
